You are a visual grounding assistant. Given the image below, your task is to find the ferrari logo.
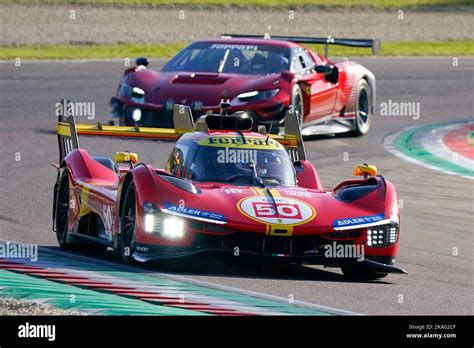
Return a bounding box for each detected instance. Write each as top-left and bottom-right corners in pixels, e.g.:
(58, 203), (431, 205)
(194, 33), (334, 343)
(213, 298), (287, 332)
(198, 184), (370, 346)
(305, 86), (311, 96)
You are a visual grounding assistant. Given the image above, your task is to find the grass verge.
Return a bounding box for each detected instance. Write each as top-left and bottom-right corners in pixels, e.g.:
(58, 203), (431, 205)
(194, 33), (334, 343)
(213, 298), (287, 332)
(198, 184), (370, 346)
(1, 41), (472, 60)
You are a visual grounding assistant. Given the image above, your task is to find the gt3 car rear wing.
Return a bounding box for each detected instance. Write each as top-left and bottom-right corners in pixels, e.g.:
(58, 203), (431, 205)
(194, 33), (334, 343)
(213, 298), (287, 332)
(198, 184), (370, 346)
(221, 33), (381, 56)
(67, 100), (306, 162)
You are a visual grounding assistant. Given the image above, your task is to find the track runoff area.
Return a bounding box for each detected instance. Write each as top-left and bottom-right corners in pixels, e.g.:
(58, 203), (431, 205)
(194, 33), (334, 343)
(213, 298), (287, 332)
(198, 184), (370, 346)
(0, 241), (354, 316)
(385, 120), (474, 179)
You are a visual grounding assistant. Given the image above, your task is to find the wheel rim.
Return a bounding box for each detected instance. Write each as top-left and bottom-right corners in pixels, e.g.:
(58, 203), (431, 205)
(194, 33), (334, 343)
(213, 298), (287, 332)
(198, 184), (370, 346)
(357, 88), (369, 125)
(56, 174), (69, 244)
(121, 186), (136, 258)
(293, 92), (304, 126)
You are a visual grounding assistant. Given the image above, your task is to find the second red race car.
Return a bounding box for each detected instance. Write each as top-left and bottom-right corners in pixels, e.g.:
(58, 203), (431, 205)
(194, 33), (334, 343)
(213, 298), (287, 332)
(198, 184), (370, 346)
(53, 101), (405, 280)
(110, 34), (377, 136)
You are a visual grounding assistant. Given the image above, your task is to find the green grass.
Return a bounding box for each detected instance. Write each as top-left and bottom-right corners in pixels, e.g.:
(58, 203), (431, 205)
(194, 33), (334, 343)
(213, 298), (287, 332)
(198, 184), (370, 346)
(1, 0), (472, 8)
(0, 43), (186, 60)
(1, 41), (472, 60)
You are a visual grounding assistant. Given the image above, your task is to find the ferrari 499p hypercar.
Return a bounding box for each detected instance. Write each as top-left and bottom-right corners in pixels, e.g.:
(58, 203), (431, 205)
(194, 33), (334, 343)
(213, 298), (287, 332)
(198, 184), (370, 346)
(53, 101), (405, 280)
(110, 34), (377, 136)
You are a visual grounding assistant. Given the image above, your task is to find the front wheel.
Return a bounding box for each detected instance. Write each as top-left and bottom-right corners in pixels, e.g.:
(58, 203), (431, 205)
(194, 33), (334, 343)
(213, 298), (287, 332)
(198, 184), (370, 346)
(352, 79), (372, 136)
(120, 183), (137, 264)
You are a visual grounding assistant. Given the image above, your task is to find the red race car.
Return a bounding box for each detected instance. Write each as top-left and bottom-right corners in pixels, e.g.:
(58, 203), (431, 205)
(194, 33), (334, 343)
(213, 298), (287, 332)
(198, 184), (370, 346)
(54, 101), (404, 280)
(110, 34), (377, 136)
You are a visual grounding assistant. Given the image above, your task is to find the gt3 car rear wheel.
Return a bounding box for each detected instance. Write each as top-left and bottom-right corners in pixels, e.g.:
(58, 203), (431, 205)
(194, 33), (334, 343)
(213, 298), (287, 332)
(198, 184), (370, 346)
(353, 79), (371, 136)
(120, 183), (137, 264)
(290, 84), (304, 128)
(55, 171), (73, 249)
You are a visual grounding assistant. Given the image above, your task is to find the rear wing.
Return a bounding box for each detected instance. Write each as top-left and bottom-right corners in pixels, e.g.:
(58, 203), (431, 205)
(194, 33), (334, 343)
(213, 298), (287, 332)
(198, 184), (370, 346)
(221, 33), (381, 56)
(57, 99), (80, 163)
(76, 104), (194, 140)
(69, 102), (306, 163)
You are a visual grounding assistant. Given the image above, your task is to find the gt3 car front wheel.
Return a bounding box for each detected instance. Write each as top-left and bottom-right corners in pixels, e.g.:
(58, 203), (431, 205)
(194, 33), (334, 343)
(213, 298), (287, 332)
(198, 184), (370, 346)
(120, 183), (137, 264)
(353, 79), (371, 136)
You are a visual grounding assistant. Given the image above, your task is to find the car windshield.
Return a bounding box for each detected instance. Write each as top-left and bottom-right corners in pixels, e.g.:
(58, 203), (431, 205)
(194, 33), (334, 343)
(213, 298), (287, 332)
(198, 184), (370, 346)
(189, 145), (296, 186)
(162, 42), (290, 75)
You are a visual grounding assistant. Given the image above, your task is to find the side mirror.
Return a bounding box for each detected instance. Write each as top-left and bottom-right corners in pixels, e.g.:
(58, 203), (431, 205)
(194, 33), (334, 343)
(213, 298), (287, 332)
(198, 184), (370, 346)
(353, 164), (377, 178)
(135, 57), (149, 67)
(315, 65), (333, 75)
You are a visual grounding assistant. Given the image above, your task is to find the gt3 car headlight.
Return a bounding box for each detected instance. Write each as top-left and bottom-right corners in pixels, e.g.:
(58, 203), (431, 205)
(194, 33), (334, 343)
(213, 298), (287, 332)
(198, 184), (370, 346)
(367, 223), (399, 247)
(132, 108), (142, 122)
(237, 89), (280, 101)
(162, 216), (184, 239)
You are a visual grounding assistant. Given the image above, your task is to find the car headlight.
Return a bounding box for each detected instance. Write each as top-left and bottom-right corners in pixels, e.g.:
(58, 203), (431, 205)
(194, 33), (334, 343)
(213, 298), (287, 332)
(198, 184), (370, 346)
(142, 203), (185, 238)
(237, 89), (279, 101)
(144, 213), (155, 233)
(367, 223), (399, 247)
(132, 108), (142, 122)
(162, 216), (184, 239)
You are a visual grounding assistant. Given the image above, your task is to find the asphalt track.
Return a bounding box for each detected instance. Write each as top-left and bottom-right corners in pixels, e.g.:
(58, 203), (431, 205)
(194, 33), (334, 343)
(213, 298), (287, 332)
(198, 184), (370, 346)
(0, 57), (473, 315)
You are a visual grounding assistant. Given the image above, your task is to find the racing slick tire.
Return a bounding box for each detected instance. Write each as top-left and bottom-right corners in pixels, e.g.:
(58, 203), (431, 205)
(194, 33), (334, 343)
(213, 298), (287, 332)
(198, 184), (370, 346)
(54, 171), (75, 249)
(120, 182), (138, 265)
(341, 262), (388, 280)
(279, 84), (304, 135)
(352, 79), (371, 136)
(290, 84), (305, 129)
(54, 171), (108, 252)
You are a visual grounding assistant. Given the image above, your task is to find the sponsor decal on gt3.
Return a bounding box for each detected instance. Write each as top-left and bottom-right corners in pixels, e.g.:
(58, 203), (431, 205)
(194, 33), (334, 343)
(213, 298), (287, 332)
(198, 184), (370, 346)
(163, 203), (226, 223)
(333, 213), (385, 228)
(210, 44), (258, 51)
(238, 196), (316, 225)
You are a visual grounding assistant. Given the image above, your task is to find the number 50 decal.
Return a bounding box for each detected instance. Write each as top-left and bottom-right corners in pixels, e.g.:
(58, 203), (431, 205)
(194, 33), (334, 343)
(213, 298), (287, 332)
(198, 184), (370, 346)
(239, 196), (315, 225)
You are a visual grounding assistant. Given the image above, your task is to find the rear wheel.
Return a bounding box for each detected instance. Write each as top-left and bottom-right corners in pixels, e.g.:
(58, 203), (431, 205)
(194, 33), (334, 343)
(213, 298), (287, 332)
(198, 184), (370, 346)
(352, 79), (371, 136)
(290, 84), (304, 128)
(120, 183), (137, 264)
(55, 171), (73, 249)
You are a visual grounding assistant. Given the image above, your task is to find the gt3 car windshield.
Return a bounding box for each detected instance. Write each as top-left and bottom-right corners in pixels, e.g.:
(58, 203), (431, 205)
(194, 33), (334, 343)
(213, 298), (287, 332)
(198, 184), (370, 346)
(162, 42), (290, 75)
(189, 146), (296, 186)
